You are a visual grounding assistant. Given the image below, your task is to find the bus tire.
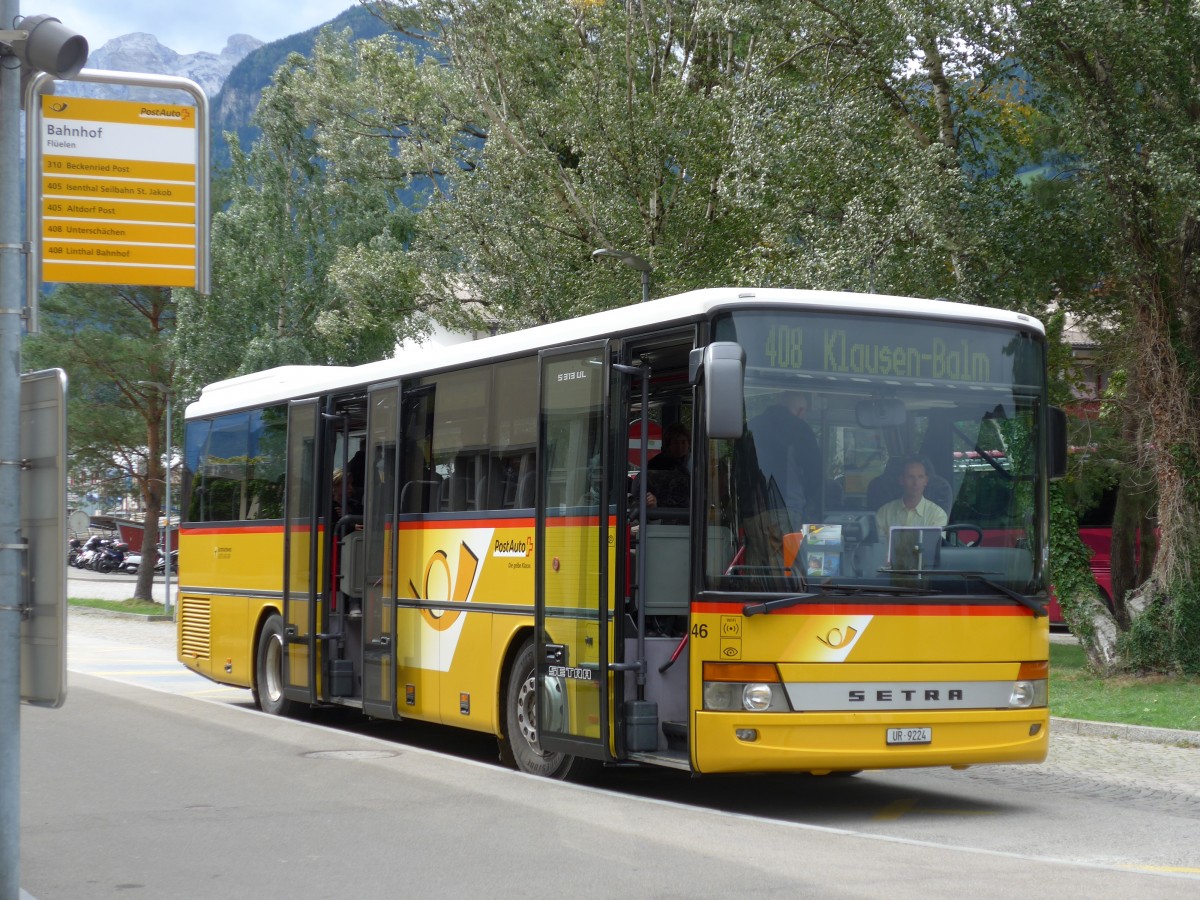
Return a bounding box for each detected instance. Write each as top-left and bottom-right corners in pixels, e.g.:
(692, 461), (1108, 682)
(255, 613), (296, 717)
(503, 639), (588, 780)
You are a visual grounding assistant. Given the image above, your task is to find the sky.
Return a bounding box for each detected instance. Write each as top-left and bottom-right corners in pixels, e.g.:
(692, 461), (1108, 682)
(31, 1), (362, 56)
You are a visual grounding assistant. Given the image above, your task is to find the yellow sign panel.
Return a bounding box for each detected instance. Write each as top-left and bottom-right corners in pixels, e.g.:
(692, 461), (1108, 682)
(38, 96), (199, 287)
(45, 176), (196, 205)
(43, 221), (195, 246)
(43, 197), (197, 225)
(45, 243), (196, 266)
(42, 261), (196, 288)
(44, 155), (195, 182)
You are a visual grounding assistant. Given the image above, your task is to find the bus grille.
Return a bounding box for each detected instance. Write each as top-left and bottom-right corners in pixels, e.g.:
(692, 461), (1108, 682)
(179, 598), (211, 660)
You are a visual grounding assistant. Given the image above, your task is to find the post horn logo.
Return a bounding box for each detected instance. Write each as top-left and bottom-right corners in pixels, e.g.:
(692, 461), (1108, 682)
(410, 542), (479, 632)
(816, 626), (858, 650)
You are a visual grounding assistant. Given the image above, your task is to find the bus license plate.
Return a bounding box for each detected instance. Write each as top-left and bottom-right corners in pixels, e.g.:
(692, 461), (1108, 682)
(887, 727), (932, 745)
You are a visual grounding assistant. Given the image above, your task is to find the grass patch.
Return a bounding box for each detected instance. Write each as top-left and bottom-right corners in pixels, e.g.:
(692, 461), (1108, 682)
(69, 597), (167, 617)
(1050, 642), (1200, 732)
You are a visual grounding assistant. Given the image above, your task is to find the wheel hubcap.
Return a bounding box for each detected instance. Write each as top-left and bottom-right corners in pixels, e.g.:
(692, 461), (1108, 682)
(264, 633), (283, 703)
(516, 673), (544, 756)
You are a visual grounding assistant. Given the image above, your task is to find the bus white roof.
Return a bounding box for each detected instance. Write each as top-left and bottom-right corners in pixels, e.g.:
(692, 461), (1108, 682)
(186, 287), (1046, 419)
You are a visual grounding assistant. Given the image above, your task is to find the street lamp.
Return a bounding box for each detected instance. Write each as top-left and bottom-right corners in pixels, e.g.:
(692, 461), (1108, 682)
(592, 247), (652, 303)
(138, 381), (173, 617)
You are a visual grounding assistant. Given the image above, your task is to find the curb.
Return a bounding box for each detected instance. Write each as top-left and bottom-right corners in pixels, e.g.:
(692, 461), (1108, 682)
(69, 605), (173, 623)
(1051, 716), (1200, 749)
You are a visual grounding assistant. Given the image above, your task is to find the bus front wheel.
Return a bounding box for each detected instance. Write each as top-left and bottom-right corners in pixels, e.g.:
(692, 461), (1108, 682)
(255, 613), (296, 717)
(502, 640), (586, 780)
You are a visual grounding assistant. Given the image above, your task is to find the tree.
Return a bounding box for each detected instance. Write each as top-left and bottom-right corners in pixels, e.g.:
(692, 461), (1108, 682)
(175, 25), (424, 394)
(192, 1), (1200, 669)
(1018, 1), (1200, 672)
(24, 283), (175, 604)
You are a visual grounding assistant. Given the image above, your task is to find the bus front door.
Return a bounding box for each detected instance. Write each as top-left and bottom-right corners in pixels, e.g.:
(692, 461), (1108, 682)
(535, 342), (613, 761)
(282, 397), (323, 705)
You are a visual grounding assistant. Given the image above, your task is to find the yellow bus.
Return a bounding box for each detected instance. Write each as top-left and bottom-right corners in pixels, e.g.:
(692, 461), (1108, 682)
(178, 288), (1063, 778)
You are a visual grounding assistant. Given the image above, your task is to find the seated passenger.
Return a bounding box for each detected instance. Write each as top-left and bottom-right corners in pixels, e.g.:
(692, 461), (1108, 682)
(648, 422), (690, 475)
(633, 422), (691, 511)
(875, 457), (948, 534)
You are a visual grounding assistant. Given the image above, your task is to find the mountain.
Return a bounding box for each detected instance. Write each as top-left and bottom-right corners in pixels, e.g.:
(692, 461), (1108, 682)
(39, 5), (405, 167)
(56, 33), (263, 103)
(212, 4), (396, 166)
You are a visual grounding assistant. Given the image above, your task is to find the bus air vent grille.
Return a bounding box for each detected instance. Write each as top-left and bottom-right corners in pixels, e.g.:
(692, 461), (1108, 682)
(179, 598), (212, 659)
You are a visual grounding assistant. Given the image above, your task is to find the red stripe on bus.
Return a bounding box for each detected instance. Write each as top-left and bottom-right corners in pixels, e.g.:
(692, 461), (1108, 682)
(398, 517), (535, 531)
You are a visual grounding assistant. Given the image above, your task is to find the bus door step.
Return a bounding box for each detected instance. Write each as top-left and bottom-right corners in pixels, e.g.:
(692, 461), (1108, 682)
(662, 720), (688, 752)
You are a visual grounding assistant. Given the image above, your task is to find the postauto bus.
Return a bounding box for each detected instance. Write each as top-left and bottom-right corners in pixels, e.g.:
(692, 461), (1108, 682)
(178, 288), (1064, 778)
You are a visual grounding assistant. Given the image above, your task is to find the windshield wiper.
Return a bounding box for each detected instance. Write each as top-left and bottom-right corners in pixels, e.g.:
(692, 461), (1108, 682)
(958, 573), (1047, 617)
(744, 593), (820, 616)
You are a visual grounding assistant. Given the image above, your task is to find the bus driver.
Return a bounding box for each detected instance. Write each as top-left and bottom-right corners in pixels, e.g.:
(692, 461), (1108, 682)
(875, 457), (948, 533)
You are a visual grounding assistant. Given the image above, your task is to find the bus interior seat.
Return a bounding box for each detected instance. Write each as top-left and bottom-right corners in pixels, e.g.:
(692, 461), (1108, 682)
(401, 479), (442, 514)
(865, 458), (907, 510)
(447, 461), (470, 511)
(924, 472), (953, 517)
(516, 470), (537, 508)
(477, 458), (507, 510)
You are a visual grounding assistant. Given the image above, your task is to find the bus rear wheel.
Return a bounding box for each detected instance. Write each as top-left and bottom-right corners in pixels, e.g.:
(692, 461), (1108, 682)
(502, 640), (588, 780)
(255, 613), (296, 717)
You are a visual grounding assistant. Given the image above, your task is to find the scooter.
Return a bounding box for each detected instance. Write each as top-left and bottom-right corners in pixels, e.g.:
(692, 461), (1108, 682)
(94, 541), (129, 574)
(74, 535), (105, 569)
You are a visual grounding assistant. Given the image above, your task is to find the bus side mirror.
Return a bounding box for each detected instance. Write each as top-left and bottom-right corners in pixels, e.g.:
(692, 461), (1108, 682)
(1048, 406), (1068, 481)
(697, 342), (745, 439)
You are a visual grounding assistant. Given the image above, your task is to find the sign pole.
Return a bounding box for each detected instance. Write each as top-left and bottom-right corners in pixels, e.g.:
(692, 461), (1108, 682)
(0, 0), (27, 892)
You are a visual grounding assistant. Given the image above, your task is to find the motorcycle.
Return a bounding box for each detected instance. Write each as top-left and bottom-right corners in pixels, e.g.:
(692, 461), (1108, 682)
(155, 548), (178, 574)
(93, 541), (129, 574)
(67, 537), (83, 567)
(121, 545), (176, 575)
(74, 535), (105, 569)
(119, 550), (142, 574)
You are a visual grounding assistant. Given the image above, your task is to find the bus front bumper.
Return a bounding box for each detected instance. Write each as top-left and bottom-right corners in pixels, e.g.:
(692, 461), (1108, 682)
(693, 708), (1050, 774)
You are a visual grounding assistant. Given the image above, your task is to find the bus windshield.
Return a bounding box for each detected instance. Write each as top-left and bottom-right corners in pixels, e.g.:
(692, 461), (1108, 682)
(705, 309), (1048, 600)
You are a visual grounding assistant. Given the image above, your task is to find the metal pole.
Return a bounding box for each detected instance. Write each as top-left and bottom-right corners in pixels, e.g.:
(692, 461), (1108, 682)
(164, 395), (172, 617)
(0, 1), (24, 893)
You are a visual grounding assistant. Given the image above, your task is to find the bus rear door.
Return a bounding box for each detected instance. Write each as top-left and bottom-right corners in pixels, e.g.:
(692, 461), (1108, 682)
(362, 381), (401, 718)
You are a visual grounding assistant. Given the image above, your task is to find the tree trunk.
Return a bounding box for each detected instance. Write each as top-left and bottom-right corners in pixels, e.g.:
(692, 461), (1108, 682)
(1131, 289), (1200, 592)
(133, 399), (164, 603)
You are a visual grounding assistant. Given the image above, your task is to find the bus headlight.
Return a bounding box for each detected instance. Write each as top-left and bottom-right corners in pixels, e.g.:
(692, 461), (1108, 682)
(702, 662), (791, 711)
(743, 683), (774, 711)
(1008, 680), (1048, 709)
(703, 682), (737, 711)
(1008, 661), (1048, 709)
